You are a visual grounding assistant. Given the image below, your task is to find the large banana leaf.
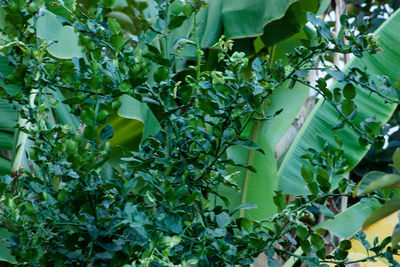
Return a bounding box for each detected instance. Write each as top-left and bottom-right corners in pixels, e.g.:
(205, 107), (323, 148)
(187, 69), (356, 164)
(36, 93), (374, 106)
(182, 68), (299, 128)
(202, 0), (319, 47)
(223, 130), (277, 220)
(168, 0), (320, 58)
(316, 198), (382, 239)
(0, 57), (17, 175)
(109, 95), (160, 150)
(263, 28), (312, 149)
(219, 32), (311, 220)
(0, 229), (15, 263)
(278, 9), (400, 195)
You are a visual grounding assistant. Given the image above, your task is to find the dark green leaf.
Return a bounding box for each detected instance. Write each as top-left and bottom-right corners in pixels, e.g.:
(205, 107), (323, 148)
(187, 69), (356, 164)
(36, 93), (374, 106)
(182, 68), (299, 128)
(301, 164), (314, 183)
(343, 83), (356, 100)
(154, 66), (170, 83)
(100, 125), (114, 141)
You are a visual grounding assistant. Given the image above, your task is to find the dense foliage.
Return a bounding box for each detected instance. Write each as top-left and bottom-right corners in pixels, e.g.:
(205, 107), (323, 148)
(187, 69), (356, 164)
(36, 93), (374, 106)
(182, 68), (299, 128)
(0, 0), (400, 266)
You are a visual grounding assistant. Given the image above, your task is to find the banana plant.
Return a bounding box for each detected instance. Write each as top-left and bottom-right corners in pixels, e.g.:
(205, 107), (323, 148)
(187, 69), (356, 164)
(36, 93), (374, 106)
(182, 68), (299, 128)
(280, 8), (400, 266)
(1, 0), (399, 263)
(278, 8), (400, 195)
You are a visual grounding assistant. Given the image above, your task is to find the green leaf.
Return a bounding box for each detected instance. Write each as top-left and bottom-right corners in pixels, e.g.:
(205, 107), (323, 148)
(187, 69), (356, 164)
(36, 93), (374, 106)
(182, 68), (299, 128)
(165, 215), (183, 234)
(216, 212), (231, 228)
(339, 240), (352, 251)
(45, 0), (76, 19)
(315, 203), (335, 219)
(0, 157), (11, 177)
(233, 140), (263, 153)
(222, 133), (278, 220)
(262, 82), (310, 150)
(183, 3), (194, 17)
(0, 57), (17, 175)
(216, 28), (311, 219)
(393, 150), (400, 173)
(240, 218), (253, 233)
(107, 11), (134, 30)
(310, 233), (325, 250)
(326, 69), (345, 81)
(170, 0), (319, 51)
(297, 225), (308, 240)
(108, 18), (121, 35)
(111, 34), (125, 51)
(106, 95), (160, 153)
(392, 219), (400, 246)
(343, 83), (356, 100)
(363, 198), (400, 228)
(0, 228), (15, 263)
(301, 164), (314, 183)
(341, 99), (355, 117)
(316, 198), (382, 239)
(154, 66), (170, 83)
(100, 125), (114, 141)
(168, 15), (187, 30)
(273, 191), (287, 211)
(278, 9), (400, 195)
(354, 171), (388, 196)
(170, 0), (184, 15)
(316, 0), (331, 15)
(36, 10), (82, 59)
(221, 0), (312, 39)
(362, 173), (400, 195)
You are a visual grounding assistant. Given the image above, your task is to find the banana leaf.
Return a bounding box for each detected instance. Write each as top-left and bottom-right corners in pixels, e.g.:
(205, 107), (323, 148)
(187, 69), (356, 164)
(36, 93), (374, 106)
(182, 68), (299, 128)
(106, 94), (160, 155)
(278, 8), (400, 195)
(0, 229), (15, 263)
(218, 31), (311, 220)
(36, 10), (82, 59)
(222, 127), (278, 220)
(0, 57), (16, 175)
(316, 198), (382, 238)
(211, 0), (319, 47)
(168, 0), (320, 61)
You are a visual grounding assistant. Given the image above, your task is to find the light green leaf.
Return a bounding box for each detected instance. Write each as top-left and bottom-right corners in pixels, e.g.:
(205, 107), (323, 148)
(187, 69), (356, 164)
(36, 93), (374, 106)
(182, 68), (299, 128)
(0, 57), (17, 175)
(393, 149), (400, 173)
(221, 121), (278, 220)
(261, 28), (311, 150)
(221, 0), (318, 44)
(0, 228), (15, 263)
(170, 0), (320, 52)
(218, 28), (311, 221)
(36, 10), (82, 59)
(316, 198), (382, 239)
(363, 198), (400, 228)
(261, 0), (320, 46)
(362, 174), (400, 195)
(278, 9), (400, 195)
(44, 0), (76, 20)
(354, 171), (388, 196)
(392, 220), (400, 246)
(107, 95), (160, 151)
(107, 11), (134, 30)
(316, 0), (331, 15)
(262, 83), (310, 150)
(0, 156), (10, 176)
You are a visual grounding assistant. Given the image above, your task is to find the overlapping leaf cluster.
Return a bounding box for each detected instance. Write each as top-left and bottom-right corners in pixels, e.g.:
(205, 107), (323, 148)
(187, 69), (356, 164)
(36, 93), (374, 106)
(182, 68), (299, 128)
(0, 0), (398, 266)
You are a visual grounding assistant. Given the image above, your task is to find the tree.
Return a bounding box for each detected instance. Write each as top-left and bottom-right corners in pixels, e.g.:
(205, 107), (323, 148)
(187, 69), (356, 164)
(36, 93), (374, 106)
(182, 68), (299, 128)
(0, 0), (399, 266)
